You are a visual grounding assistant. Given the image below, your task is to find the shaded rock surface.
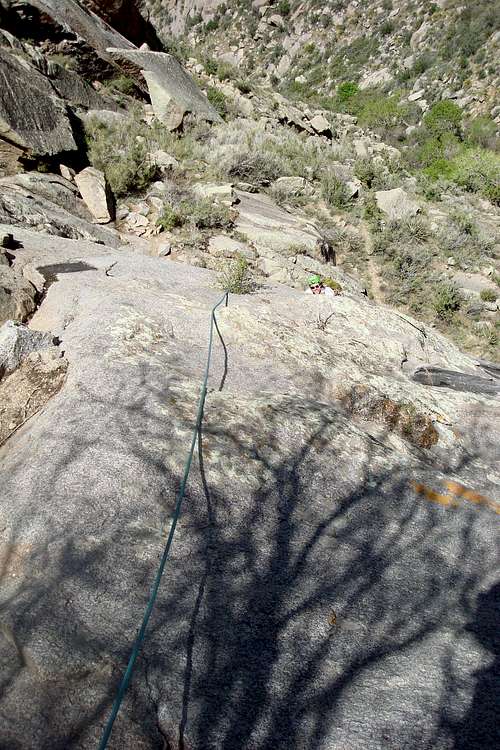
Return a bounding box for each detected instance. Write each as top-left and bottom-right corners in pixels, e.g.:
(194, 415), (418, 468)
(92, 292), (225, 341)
(0, 319), (53, 378)
(0, 247), (498, 749)
(0, 345), (67, 445)
(0, 46), (77, 163)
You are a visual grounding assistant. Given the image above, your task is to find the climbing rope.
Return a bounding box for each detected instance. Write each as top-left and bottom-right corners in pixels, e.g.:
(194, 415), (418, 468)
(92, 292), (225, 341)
(97, 291), (229, 750)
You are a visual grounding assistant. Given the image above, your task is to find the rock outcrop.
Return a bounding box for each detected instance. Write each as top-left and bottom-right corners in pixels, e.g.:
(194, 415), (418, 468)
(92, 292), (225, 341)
(107, 48), (223, 129)
(0, 46), (77, 165)
(0, 239), (498, 749)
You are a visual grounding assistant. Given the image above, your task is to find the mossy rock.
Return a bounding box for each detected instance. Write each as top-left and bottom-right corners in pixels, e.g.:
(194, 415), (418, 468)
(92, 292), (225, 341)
(322, 277), (343, 294)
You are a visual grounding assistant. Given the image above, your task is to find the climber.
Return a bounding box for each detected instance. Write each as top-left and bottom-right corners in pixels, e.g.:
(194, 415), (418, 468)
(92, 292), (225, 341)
(306, 274), (337, 296)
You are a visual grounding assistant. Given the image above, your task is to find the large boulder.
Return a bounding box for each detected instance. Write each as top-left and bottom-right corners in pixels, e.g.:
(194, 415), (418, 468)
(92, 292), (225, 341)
(375, 187), (421, 221)
(74, 167), (115, 224)
(107, 49), (222, 130)
(0, 47), (77, 168)
(0, 320), (53, 378)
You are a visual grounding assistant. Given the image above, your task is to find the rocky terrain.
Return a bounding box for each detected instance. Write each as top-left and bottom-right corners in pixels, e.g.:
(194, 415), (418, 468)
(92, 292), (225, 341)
(0, 1), (499, 749)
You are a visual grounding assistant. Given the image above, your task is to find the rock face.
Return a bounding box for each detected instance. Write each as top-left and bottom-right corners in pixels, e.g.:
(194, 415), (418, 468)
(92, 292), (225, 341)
(75, 167), (115, 223)
(375, 187), (421, 221)
(0, 245), (498, 749)
(0, 346), (67, 444)
(0, 264), (38, 324)
(0, 178), (122, 245)
(107, 48), (223, 129)
(0, 320), (53, 378)
(0, 47), (77, 165)
(29, 0), (136, 64)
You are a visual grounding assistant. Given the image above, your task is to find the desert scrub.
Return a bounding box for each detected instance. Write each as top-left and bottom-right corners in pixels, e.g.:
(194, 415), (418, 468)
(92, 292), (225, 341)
(437, 210), (494, 265)
(321, 172), (351, 209)
(217, 255), (255, 294)
(206, 86), (228, 118)
(157, 197), (233, 232)
(433, 283), (462, 321)
(480, 288), (498, 303)
(268, 183), (308, 208)
(85, 111), (158, 197)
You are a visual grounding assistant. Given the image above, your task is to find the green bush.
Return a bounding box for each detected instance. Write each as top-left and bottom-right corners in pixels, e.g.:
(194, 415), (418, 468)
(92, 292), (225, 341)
(433, 283), (462, 320)
(217, 255), (255, 294)
(380, 21), (394, 35)
(205, 18), (219, 32)
(423, 100), (463, 138)
(85, 114), (159, 197)
(204, 58), (218, 75)
(452, 148), (500, 205)
(278, 0), (291, 15)
(206, 86), (228, 117)
(103, 75), (137, 96)
(190, 198), (233, 230)
(321, 173), (351, 208)
(222, 149), (284, 185)
(465, 116), (499, 150)
(336, 81), (359, 106)
(157, 204), (185, 231)
(480, 288), (498, 302)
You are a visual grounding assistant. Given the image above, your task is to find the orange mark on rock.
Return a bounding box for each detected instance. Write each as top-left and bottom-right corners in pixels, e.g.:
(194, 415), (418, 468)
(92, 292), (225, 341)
(412, 482), (458, 508)
(412, 481), (500, 514)
(443, 481), (500, 515)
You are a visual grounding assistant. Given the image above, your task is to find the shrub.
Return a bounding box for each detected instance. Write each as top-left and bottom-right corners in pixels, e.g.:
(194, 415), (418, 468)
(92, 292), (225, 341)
(204, 58), (218, 75)
(278, 0), (291, 15)
(205, 18), (219, 32)
(465, 116), (499, 151)
(206, 86), (228, 117)
(157, 204), (185, 231)
(480, 288), (498, 302)
(452, 148), (500, 205)
(103, 75), (137, 95)
(189, 198), (233, 230)
(433, 283), (461, 320)
(217, 255), (255, 294)
(336, 81), (359, 105)
(424, 100), (463, 138)
(85, 113), (159, 197)
(321, 172), (351, 208)
(222, 149), (284, 185)
(380, 21), (394, 35)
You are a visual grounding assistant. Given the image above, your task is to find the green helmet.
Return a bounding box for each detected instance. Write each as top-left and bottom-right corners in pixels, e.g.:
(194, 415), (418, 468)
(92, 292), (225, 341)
(307, 274), (322, 287)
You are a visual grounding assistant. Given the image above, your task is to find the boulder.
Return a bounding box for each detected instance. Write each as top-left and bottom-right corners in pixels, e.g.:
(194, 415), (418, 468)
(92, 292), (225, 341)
(149, 150), (179, 172)
(106, 49), (222, 130)
(273, 176), (315, 196)
(0, 47), (76, 166)
(408, 89), (425, 102)
(47, 63), (119, 111)
(309, 113), (332, 137)
(375, 188), (420, 221)
(1, 172), (89, 221)
(208, 235), (254, 260)
(0, 320), (53, 379)
(193, 183), (237, 206)
(359, 67), (393, 90)
(74, 167), (115, 224)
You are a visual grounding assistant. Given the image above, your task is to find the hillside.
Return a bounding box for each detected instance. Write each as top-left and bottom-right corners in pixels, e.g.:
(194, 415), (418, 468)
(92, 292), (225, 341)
(0, 1), (499, 748)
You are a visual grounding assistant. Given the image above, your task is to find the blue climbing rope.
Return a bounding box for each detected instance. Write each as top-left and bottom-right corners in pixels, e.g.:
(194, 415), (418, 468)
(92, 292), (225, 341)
(98, 291), (229, 750)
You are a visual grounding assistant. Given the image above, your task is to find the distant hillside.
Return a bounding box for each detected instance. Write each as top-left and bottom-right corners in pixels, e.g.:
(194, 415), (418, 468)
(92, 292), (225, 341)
(142, 0), (500, 124)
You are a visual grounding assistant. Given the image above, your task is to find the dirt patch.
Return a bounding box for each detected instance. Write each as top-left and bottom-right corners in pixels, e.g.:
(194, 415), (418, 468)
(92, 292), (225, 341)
(337, 383), (439, 448)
